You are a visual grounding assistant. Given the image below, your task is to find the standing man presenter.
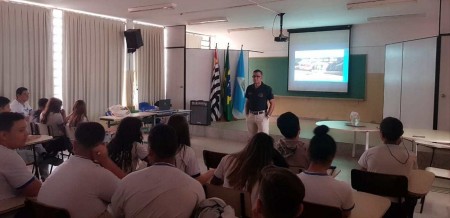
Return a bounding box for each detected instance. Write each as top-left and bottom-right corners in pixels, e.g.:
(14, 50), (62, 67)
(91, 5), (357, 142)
(245, 69), (275, 136)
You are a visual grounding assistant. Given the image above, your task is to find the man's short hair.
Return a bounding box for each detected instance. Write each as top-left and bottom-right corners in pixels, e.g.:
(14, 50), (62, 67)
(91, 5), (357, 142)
(0, 112), (25, 132)
(259, 166), (305, 218)
(380, 117), (404, 142)
(148, 124), (178, 159)
(277, 112), (300, 139)
(38, 98), (48, 108)
(16, 87), (28, 96)
(253, 69), (263, 75)
(0, 96), (10, 108)
(75, 122), (105, 149)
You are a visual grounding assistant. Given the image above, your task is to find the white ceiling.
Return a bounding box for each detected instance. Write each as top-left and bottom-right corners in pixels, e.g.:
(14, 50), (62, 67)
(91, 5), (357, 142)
(26, 0), (439, 35)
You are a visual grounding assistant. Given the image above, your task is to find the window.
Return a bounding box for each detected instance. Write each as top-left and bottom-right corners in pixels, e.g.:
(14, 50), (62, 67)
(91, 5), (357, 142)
(52, 9), (63, 101)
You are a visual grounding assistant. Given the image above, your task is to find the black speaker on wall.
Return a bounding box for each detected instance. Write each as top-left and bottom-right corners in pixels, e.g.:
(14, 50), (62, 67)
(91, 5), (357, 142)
(190, 100), (211, 126)
(124, 29), (143, 53)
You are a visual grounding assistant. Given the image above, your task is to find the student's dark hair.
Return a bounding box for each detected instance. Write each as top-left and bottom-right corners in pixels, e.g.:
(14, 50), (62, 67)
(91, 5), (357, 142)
(277, 112), (300, 139)
(308, 125), (336, 164)
(0, 112), (25, 132)
(253, 69), (263, 75)
(108, 117), (143, 173)
(167, 114), (191, 147)
(33, 98), (49, 122)
(38, 98), (48, 108)
(259, 166), (305, 218)
(40, 97), (63, 124)
(74, 122), (105, 149)
(0, 96), (10, 108)
(66, 100), (87, 127)
(16, 87), (28, 96)
(148, 124), (178, 159)
(380, 117), (404, 143)
(227, 132), (274, 191)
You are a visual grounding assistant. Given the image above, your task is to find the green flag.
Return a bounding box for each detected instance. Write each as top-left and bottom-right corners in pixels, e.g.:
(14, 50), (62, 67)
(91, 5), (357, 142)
(223, 44), (233, 121)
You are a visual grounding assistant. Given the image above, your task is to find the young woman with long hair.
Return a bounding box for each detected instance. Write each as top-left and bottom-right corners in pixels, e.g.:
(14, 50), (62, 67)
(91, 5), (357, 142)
(66, 100), (88, 127)
(107, 117), (148, 174)
(211, 132), (274, 192)
(167, 114), (214, 184)
(40, 97), (72, 154)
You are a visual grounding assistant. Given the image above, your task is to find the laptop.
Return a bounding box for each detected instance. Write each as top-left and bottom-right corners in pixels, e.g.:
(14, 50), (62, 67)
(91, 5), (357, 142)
(157, 99), (171, 111)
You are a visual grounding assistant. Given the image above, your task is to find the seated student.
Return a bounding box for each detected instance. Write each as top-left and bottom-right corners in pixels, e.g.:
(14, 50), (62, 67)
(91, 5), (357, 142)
(211, 132), (274, 194)
(10, 87), (33, 121)
(0, 96), (11, 113)
(167, 114), (214, 184)
(37, 122), (125, 218)
(32, 98), (48, 123)
(0, 112), (41, 200)
(253, 167), (305, 218)
(275, 112), (309, 169)
(358, 117), (417, 176)
(358, 117), (418, 218)
(111, 124), (205, 218)
(40, 97), (72, 154)
(298, 125), (354, 218)
(108, 117), (148, 174)
(65, 100), (88, 127)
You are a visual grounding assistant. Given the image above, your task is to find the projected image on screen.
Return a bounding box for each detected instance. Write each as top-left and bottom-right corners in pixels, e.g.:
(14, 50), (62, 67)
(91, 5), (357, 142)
(294, 50), (345, 82)
(288, 28), (351, 93)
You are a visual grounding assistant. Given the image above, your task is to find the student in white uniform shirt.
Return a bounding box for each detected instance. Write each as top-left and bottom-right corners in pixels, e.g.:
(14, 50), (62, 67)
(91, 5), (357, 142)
(9, 87), (33, 121)
(108, 117), (149, 174)
(37, 122), (126, 218)
(111, 124), (205, 218)
(0, 112), (41, 201)
(298, 125), (355, 218)
(211, 132), (275, 194)
(167, 114), (214, 184)
(358, 117), (418, 218)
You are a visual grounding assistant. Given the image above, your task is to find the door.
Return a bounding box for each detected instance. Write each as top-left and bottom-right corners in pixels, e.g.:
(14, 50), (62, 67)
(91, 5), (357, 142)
(438, 36), (450, 130)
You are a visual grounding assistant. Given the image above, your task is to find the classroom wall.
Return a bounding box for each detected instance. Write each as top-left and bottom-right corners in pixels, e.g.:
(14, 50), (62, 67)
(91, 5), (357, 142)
(211, 15), (439, 122)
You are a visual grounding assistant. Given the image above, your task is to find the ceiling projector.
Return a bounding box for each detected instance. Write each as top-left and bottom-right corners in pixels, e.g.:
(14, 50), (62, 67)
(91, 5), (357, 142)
(274, 13), (288, 42)
(275, 35), (288, 42)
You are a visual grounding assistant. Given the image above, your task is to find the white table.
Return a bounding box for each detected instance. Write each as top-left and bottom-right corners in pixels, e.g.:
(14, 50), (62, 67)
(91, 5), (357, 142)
(402, 128), (450, 166)
(316, 121), (380, 157)
(350, 191), (391, 218)
(100, 110), (191, 128)
(100, 112), (156, 128)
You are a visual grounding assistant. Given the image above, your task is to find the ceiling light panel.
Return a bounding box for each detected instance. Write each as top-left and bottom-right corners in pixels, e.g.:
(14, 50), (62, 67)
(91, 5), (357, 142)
(128, 3), (176, 13)
(347, 0), (417, 10)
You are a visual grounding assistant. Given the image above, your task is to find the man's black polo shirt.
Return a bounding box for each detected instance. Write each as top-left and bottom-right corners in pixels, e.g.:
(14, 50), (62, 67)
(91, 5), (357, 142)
(245, 82), (274, 111)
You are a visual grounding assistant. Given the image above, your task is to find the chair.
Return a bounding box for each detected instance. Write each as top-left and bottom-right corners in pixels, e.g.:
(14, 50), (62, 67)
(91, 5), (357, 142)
(203, 150), (227, 170)
(15, 198), (70, 218)
(408, 169), (435, 213)
(351, 169), (408, 217)
(299, 201), (342, 218)
(204, 184), (251, 218)
(36, 123), (50, 135)
(64, 126), (76, 142)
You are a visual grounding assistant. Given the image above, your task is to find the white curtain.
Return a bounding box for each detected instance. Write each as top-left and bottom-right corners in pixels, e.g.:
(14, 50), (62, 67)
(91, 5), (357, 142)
(135, 24), (164, 104)
(63, 12), (125, 121)
(0, 2), (52, 107)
